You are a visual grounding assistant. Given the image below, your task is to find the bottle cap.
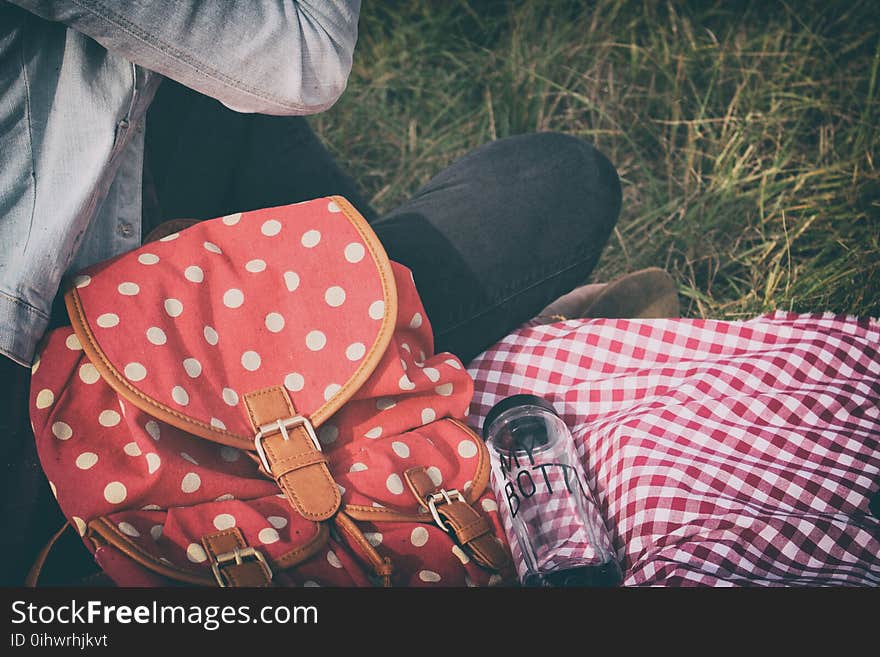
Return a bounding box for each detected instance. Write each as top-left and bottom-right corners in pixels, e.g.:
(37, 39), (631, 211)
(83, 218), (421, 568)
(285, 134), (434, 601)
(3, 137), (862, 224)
(482, 394), (560, 441)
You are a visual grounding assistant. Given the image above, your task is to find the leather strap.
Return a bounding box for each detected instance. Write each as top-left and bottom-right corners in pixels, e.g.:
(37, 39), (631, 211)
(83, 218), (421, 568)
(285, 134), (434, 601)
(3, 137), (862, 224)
(334, 511), (394, 587)
(25, 521), (71, 587)
(243, 386), (341, 521)
(404, 466), (511, 573)
(25, 521), (110, 587)
(202, 528), (273, 587)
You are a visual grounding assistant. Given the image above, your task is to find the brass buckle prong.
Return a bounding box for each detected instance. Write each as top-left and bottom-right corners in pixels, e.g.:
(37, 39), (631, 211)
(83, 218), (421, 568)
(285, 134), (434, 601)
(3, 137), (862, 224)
(211, 546), (273, 587)
(253, 415), (320, 474)
(426, 488), (464, 533)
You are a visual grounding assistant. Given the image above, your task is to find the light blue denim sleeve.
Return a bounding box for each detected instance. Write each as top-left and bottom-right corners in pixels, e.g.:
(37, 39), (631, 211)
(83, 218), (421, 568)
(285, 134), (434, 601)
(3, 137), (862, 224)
(0, 4), (157, 366)
(10, 0), (361, 115)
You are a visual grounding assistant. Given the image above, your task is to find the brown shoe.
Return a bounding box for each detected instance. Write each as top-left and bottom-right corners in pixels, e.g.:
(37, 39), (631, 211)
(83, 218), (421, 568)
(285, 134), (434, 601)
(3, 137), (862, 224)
(582, 267), (680, 319)
(536, 267), (680, 323)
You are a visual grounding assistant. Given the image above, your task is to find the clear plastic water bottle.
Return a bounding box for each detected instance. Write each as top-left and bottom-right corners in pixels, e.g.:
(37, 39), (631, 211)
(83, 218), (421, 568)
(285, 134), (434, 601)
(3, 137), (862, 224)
(482, 394), (622, 587)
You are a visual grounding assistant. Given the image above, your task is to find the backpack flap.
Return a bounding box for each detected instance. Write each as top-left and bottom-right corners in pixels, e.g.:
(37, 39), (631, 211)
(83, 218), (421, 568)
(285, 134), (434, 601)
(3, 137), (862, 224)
(63, 196), (397, 522)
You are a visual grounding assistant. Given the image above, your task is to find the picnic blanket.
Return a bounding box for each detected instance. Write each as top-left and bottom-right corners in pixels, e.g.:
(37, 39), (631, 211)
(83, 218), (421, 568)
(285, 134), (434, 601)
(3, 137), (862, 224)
(466, 311), (880, 586)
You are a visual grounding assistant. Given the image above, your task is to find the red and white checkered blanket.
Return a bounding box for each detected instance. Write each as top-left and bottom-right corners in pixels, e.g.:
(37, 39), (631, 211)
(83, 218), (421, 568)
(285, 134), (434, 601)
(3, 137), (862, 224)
(467, 312), (880, 586)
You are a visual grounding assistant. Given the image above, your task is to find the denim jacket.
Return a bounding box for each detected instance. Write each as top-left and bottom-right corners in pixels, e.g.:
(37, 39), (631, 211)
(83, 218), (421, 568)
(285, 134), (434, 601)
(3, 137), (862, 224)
(0, 1), (360, 366)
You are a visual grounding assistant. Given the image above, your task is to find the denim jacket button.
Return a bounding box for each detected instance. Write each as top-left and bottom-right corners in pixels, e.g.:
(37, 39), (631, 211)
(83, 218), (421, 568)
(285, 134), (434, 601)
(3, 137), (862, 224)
(117, 221), (134, 238)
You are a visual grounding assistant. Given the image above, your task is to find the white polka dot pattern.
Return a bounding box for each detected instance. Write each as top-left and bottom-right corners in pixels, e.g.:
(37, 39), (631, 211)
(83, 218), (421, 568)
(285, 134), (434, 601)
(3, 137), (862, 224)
(284, 373), (305, 392)
(99, 410), (121, 427)
(52, 422), (73, 440)
(452, 545), (470, 565)
(66, 198), (396, 439)
(97, 313), (119, 328)
(326, 550), (342, 568)
(411, 527), (429, 547)
(222, 388), (238, 406)
(346, 342), (366, 361)
(213, 514), (236, 530)
(458, 440), (478, 458)
(146, 453), (161, 474)
(123, 442), (142, 456)
(75, 452), (97, 469)
(137, 254), (159, 265)
(325, 286), (346, 307)
(306, 331), (326, 351)
(184, 266), (204, 283)
(283, 271), (300, 292)
(426, 467), (443, 487)
(481, 498), (498, 513)
(183, 358), (202, 378)
(36, 388), (55, 409)
(79, 364), (100, 384)
(223, 289), (244, 308)
(186, 544), (207, 563)
(386, 473), (404, 495)
(171, 386), (189, 406)
(180, 472), (201, 493)
(241, 351), (261, 371)
(164, 299), (183, 317)
(368, 300), (385, 320)
(268, 516), (288, 529)
(259, 528), (280, 545)
(146, 327), (167, 345)
(124, 362), (147, 381)
(345, 242), (365, 263)
(103, 482), (127, 504)
(203, 326), (219, 345)
(265, 313), (285, 332)
(261, 220), (282, 236)
(301, 230), (321, 248)
(118, 522), (140, 537)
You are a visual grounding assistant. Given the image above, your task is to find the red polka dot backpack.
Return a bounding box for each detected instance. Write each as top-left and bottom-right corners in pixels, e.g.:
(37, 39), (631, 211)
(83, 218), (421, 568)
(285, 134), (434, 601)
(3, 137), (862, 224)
(29, 197), (512, 587)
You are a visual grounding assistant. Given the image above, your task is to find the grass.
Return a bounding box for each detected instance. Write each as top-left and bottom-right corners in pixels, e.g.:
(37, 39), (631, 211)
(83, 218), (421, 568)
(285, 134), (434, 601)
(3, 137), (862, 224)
(310, 0), (880, 319)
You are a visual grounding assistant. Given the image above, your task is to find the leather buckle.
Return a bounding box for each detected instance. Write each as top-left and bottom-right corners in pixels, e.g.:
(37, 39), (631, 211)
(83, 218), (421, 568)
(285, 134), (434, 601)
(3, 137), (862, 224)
(211, 546), (273, 587)
(254, 415), (320, 474)
(426, 488), (465, 533)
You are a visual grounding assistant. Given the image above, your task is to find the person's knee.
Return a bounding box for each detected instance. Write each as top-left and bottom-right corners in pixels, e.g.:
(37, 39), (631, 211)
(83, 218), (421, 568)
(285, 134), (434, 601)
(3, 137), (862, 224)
(409, 131), (622, 240)
(522, 132), (621, 215)
(508, 132), (622, 232)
